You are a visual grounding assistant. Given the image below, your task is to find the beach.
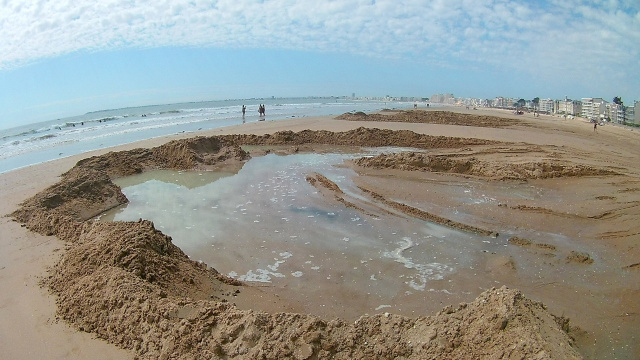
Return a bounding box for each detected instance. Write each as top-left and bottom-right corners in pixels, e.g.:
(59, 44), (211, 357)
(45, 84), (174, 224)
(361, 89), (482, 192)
(2, 107), (639, 359)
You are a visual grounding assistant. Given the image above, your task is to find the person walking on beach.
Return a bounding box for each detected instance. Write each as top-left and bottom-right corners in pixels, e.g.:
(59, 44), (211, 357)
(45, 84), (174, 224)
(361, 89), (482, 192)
(594, 121), (598, 132)
(242, 105), (246, 117)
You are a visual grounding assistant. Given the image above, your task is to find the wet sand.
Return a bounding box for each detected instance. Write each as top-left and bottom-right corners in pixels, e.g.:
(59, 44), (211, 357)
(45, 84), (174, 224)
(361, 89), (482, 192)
(2, 107), (639, 359)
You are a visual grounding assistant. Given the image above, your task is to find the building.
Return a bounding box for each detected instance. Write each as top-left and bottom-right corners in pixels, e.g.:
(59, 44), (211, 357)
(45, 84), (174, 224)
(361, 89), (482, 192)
(581, 98), (607, 121)
(606, 103), (626, 124)
(630, 101), (639, 125)
(555, 98), (582, 116)
(429, 93), (454, 103)
(538, 98), (554, 114)
(626, 103), (636, 125)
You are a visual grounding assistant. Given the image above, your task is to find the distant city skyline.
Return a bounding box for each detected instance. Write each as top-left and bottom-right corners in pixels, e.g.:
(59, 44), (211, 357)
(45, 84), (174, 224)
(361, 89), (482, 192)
(1, 0), (639, 130)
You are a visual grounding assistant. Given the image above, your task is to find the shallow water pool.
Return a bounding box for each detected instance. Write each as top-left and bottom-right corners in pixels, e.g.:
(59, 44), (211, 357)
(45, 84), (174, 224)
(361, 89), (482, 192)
(101, 151), (514, 318)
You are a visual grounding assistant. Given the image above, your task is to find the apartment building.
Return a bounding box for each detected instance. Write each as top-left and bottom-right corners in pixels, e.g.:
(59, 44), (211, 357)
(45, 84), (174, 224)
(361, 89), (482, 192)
(581, 98), (607, 121)
(607, 103), (626, 124)
(626, 104), (636, 125)
(538, 98), (554, 113)
(429, 93), (454, 103)
(555, 98), (582, 116)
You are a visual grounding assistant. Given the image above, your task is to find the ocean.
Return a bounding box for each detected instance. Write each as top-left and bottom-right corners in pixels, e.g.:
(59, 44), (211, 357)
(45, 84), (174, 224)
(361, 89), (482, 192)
(0, 97), (416, 174)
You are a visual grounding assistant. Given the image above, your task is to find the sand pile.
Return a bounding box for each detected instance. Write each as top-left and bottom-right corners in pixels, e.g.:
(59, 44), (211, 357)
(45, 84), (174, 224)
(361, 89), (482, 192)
(354, 152), (617, 180)
(336, 110), (522, 128)
(11, 128), (582, 359)
(219, 126), (496, 149)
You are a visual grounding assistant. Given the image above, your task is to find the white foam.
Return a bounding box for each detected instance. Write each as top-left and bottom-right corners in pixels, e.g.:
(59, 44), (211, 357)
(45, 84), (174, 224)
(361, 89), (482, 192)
(238, 269), (280, 282)
(384, 237), (453, 291)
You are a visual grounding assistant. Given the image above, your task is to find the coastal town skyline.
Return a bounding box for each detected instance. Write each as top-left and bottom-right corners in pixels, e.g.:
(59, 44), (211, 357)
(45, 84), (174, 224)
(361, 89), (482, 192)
(1, 0), (639, 130)
(0, 90), (637, 131)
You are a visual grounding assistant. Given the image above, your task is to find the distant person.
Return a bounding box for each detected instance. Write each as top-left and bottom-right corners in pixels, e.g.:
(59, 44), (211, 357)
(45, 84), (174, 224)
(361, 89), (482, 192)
(242, 105), (246, 117)
(594, 122), (597, 132)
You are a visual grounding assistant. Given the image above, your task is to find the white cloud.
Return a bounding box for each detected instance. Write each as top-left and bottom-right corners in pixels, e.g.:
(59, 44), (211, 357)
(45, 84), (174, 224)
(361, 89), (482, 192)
(0, 0), (639, 94)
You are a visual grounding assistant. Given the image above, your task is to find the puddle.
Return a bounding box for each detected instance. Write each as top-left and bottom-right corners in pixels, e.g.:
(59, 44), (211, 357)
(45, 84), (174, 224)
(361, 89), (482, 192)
(97, 150), (640, 358)
(100, 151), (503, 315)
(100, 151), (629, 326)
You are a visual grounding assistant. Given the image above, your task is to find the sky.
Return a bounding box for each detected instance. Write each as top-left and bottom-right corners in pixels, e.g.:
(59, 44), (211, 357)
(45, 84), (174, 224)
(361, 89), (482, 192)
(1, 0), (639, 130)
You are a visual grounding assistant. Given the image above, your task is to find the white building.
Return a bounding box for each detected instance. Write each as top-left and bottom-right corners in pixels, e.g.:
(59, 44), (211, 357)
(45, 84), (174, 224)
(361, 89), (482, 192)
(555, 98), (582, 116)
(626, 103), (636, 125)
(581, 98), (607, 121)
(538, 99), (554, 113)
(429, 93), (454, 103)
(606, 103), (626, 124)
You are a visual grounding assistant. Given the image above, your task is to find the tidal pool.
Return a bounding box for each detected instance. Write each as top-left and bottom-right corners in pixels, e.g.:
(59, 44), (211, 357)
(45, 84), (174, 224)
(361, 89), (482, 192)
(101, 151), (519, 318)
(95, 147), (640, 358)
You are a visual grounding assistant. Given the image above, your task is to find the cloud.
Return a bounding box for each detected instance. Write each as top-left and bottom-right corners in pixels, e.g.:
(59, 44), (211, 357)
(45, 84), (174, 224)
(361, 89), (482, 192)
(1, 0), (639, 94)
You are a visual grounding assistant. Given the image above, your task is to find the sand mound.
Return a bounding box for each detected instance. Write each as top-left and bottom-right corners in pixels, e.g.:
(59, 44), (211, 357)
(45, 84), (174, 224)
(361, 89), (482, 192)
(354, 152), (616, 180)
(566, 251), (595, 265)
(357, 186), (496, 236)
(11, 128), (582, 359)
(220, 126), (496, 148)
(508, 236), (557, 251)
(336, 110), (522, 128)
(74, 136), (250, 176)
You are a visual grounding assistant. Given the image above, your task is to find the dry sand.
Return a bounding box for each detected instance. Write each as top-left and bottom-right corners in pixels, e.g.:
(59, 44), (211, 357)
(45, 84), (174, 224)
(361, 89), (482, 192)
(1, 107), (638, 359)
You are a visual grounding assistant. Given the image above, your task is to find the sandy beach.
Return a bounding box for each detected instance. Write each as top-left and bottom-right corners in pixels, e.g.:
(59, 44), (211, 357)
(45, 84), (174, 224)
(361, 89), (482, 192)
(2, 107), (639, 359)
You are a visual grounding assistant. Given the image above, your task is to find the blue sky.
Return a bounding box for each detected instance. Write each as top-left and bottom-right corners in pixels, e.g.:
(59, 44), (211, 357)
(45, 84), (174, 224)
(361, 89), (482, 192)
(1, 0), (639, 130)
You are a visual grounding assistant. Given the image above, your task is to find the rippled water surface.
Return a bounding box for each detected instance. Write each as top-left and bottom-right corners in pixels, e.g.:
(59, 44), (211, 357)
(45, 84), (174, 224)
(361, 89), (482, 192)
(101, 151), (509, 315)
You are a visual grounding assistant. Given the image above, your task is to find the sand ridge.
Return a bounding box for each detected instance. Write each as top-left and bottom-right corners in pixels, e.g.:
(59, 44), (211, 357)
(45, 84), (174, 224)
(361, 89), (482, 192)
(336, 109), (525, 128)
(9, 122), (586, 359)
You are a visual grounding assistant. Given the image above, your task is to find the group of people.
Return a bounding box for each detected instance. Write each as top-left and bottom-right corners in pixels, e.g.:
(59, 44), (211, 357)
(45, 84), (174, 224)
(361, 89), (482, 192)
(241, 104), (266, 118)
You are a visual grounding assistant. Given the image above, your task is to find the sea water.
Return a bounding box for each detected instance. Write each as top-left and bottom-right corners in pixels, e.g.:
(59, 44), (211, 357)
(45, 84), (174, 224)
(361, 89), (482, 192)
(0, 97), (415, 174)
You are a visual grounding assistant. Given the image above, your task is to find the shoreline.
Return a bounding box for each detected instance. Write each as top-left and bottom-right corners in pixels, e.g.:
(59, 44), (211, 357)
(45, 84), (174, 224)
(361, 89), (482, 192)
(2, 109), (639, 359)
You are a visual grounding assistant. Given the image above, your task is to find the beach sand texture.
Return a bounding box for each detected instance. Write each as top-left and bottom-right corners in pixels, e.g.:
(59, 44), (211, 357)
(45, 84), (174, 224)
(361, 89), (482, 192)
(2, 108), (639, 359)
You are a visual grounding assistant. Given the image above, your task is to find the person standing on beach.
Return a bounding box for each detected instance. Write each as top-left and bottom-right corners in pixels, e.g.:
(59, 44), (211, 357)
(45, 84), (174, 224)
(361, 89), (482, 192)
(242, 105), (246, 117)
(594, 121), (598, 132)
